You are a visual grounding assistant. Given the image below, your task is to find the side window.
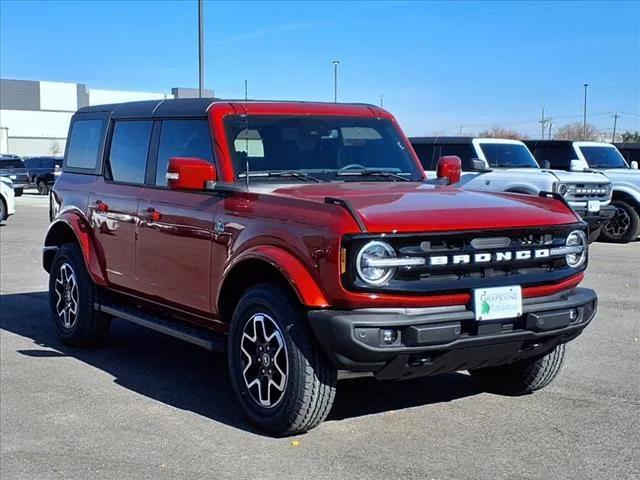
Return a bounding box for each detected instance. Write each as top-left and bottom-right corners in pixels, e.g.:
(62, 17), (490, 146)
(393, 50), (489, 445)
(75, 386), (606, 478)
(231, 129), (264, 176)
(533, 147), (572, 170)
(66, 119), (104, 170)
(412, 144), (436, 170)
(438, 144), (476, 170)
(155, 120), (214, 186)
(106, 121), (152, 184)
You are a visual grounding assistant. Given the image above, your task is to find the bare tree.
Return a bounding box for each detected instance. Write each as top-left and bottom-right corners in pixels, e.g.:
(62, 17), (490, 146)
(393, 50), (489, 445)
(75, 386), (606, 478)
(49, 140), (61, 156)
(621, 131), (640, 143)
(553, 122), (599, 141)
(477, 126), (528, 140)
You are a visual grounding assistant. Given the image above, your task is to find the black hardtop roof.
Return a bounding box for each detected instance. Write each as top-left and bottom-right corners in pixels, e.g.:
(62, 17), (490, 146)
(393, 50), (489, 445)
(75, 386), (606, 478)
(614, 142), (640, 150)
(523, 140), (577, 147)
(76, 97), (379, 119)
(409, 136), (475, 145)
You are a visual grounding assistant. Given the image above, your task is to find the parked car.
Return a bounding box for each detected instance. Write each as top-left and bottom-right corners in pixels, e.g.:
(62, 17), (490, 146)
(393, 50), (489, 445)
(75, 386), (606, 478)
(44, 98), (597, 435)
(0, 176), (16, 222)
(410, 137), (614, 240)
(614, 142), (640, 167)
(525, 140), (640, 243)
(24, 156), (63, 194)
(0, 155), (29, 196)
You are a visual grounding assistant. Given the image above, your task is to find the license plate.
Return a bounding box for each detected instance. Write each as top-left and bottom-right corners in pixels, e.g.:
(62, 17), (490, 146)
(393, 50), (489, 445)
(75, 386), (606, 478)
(9, 175), (16, 179)
(588, 200), (600, 213)
(474, 285), (522, 321)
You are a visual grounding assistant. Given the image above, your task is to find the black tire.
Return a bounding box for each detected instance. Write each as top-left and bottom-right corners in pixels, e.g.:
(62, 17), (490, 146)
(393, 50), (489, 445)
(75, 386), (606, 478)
(600, 200), (639, 243)
(588, 226), (601, 243)
(469, 344), (566, 395)
(14, 187), (23, 197)
(37, 180), (49, 195)
(228, 283), (337, 436)
(0, 197), (6, 222)
(48, 243), (111, 347)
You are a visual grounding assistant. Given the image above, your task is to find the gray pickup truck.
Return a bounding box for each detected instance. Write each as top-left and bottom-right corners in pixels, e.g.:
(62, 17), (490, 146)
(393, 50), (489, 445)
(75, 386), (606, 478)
(525, 140), (640, 243)
(410, 137), (614, 240)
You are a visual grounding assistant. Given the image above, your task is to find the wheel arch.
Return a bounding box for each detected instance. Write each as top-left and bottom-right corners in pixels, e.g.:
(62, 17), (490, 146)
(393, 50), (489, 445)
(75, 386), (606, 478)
(611, 188), (640, 213)
(216, 247), (329, 324)
(43, 214), (107, 285)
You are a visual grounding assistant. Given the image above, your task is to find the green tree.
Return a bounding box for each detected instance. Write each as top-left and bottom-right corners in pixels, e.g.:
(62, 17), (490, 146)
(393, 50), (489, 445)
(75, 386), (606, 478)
(620, 131), (640, 143)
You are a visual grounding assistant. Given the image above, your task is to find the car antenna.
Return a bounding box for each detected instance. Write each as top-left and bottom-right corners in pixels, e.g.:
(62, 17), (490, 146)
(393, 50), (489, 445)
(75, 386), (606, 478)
(244, 79), (250, 190)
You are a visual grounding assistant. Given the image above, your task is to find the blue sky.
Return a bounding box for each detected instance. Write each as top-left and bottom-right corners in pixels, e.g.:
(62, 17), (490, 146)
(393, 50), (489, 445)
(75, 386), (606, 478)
(1, 0), (639, 136)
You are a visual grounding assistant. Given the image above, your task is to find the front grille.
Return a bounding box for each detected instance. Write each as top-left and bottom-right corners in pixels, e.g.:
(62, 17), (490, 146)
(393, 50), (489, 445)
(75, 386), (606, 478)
(343, 226), (586, 294)
(565, 183), (610, 202)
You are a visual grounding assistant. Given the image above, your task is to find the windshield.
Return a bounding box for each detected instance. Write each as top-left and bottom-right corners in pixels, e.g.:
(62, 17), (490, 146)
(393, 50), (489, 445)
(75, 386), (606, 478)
(224, 116), (422, 182)
(579, 146), (628, 169)
(478, 143), (539, 168)
(0, 159), (26, 169)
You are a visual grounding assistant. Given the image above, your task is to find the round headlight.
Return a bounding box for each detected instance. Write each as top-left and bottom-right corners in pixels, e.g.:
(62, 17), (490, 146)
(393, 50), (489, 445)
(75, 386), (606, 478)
(356, 241), (396, 286)
(565, 230), (588, 268)
(557, 183), (569, 197)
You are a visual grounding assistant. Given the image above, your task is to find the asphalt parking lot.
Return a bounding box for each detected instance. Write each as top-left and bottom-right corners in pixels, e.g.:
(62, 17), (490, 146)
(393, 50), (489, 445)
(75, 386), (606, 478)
(1, 194), (639, 480)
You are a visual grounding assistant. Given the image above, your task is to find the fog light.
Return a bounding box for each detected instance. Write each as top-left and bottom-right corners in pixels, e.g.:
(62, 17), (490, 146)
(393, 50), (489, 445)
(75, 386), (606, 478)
(381, 329), (398, 345)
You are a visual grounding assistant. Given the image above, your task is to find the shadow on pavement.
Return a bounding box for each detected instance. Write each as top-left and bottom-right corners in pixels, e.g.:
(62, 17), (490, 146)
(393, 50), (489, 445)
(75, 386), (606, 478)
(0, 291), (483, 435)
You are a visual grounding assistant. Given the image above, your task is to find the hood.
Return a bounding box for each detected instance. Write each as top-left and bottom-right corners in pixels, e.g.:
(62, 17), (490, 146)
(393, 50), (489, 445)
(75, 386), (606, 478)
(600, 168), (640, 184)
(544, 169), (610, 185)
(269, 182), (579, 233)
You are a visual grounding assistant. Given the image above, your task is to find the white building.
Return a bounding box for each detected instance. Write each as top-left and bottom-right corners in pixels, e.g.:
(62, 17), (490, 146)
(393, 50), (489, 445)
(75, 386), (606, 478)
(0, 79), (212, 156)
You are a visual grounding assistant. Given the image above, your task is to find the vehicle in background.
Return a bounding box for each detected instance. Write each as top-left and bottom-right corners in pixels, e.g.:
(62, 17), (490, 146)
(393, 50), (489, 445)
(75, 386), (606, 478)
(525, 140), (640, 243)
(614, 143), (640, 167)
(0, 176), (16, 222)
(0, 155), (29, 196)
(24, 156), (63, 194)
(410, 137), (614, 241)
(44, 98), (598, 435)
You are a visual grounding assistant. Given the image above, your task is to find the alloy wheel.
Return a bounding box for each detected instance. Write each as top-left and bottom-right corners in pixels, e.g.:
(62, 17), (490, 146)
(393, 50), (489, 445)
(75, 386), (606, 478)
(54, 263), (79, 329)
(604, 205), (631, 238)
(240, 313), (288, 408)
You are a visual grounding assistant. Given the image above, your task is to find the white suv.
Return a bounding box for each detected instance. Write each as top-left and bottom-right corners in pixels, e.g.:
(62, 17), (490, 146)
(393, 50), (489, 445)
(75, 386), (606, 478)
(0, 176), (16, 223)
(526, 140), (640, 243)
(410, 137), (614, 240)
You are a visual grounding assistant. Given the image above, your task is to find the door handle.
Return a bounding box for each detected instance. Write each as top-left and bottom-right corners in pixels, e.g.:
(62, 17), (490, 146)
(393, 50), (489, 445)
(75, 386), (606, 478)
(146, 207), (161, 222)
(95, 200), (109, 212)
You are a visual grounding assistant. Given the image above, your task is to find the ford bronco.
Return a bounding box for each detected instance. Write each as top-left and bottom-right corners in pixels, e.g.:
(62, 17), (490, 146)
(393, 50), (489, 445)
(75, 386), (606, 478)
(44, 99), (597, 435)
(410, 137), (614, 240)
(525, 140), (640, 243)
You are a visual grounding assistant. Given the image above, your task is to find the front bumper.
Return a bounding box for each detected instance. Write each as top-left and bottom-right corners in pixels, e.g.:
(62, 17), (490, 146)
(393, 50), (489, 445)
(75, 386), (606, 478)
(573, 205), (615, 232)
(309, 287), (597, 380)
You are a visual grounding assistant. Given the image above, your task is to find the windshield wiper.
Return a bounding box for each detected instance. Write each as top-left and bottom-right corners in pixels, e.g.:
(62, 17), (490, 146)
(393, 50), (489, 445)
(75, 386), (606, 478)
(336, 169), (411, 182)
(239, 171), (323, 183)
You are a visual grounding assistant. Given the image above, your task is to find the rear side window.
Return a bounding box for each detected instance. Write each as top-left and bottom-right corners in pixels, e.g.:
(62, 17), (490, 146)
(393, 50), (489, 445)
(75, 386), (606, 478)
(66, 119), (104, 170)
(155, 120), (214, 186)
(412, 144), (436, 170)
(438, 144), (476, 169)
(106, 121), (153, 184)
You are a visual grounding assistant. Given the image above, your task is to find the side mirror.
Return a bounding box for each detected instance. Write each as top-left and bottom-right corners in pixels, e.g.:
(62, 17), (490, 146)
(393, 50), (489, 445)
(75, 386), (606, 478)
(541, 160), (551, 169)
(570, 159), (585, 172)
(471, 158), (489, 171)
(437, 155), (462, 185)
(631, 161), (638, 170)
(167, 157), (217, 190)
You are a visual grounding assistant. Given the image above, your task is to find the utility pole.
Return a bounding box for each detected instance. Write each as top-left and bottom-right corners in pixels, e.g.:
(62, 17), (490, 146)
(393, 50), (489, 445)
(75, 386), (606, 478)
(198, 0), (204, 98)
(459, 125), (463, 136)
(582, 83), (589, 140)
(540, 106), (546, 139)
(332, 60), (340, 103)
(379, 95), (384, 108)
(547, 120), (552, 140)
(611, 112), (620, 142)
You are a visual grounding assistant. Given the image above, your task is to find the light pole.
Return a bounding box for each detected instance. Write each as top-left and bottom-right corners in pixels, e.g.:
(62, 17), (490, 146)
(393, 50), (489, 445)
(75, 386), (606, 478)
(547, 120), (552, 140)
(198, 0), (204, 98)
(540, 106), (546, 139)
(379, 95), (384, 108)
(611, 112), (620, 142)
(332, 60), (340, 102)
(582, 83), (589, 140)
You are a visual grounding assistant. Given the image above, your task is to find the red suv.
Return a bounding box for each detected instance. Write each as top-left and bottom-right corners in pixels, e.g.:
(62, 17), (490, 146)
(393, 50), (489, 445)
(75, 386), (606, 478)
(44, 99), (597, 435)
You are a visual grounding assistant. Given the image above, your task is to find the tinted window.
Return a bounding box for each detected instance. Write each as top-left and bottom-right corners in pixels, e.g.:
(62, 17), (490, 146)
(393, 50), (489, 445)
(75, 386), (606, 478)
(438, 144), (476, 170)
(107, 121), (152, 184)
(66, 119), (103, 170)
(579, 146), (628, 169)
(1, 159), (26, 168)
(412, 144), (436, 170)
(155, 120), (213, 186)
(532, 146), (576, 170)
(224, 116), (422, 181)
(479, 143), (539, 168)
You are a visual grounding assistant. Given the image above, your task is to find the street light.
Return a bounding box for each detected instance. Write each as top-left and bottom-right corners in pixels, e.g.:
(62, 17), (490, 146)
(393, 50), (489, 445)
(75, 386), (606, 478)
(582, 83), (589, 140)
(332, 60), (340, 102)
(198, 0), (204, 98)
